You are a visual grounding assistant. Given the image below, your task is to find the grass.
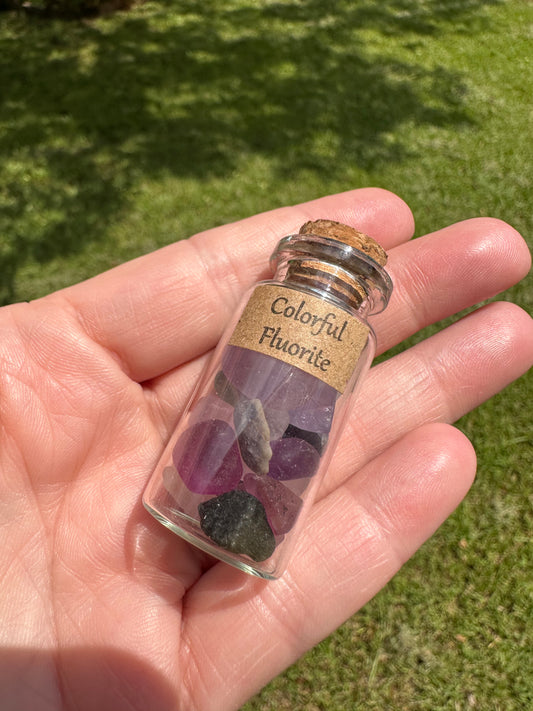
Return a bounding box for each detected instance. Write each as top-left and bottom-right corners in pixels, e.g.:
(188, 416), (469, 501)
(1, 0), (532, 708)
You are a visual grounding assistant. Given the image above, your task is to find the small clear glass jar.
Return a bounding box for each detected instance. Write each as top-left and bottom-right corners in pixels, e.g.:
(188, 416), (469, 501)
(143, 220), (393, 579)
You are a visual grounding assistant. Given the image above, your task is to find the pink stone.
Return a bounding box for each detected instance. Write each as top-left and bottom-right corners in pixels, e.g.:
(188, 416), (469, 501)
(268, 437), (320, 480)
(173, 419), (243, 495)
(243, 474), (302, 535)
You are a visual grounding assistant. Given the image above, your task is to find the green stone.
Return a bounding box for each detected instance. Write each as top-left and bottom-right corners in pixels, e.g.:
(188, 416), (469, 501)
(198, 489), (276, 562)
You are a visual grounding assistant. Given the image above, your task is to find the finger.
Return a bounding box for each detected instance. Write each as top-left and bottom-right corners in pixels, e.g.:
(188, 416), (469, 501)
(323, 300), (533, 499)
(374, 217), (531, 353)
(144, 218), (531, 437)
(145, 301), (531, 523)
(180, 423), (476, 711)
(55, 188), (414, 381)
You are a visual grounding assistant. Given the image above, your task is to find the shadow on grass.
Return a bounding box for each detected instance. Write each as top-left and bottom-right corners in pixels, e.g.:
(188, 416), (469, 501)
(0, 0), (497, 303)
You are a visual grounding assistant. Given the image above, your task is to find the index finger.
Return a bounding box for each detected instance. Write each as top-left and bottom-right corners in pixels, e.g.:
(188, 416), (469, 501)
(52, 188), (414, 382)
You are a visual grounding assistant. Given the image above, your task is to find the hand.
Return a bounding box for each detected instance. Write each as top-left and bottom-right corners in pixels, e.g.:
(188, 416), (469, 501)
(0, 189), (531, 711)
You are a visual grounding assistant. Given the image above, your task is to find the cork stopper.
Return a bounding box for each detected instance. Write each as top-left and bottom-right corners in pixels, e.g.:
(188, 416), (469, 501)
(299, 219), (388, 267)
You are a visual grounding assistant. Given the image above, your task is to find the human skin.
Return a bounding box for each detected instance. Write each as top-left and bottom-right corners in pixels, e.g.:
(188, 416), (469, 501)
(0, 188), (531, 711)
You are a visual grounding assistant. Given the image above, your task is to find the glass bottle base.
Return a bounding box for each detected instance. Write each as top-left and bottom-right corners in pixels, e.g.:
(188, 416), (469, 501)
(142, 498), (279, 580)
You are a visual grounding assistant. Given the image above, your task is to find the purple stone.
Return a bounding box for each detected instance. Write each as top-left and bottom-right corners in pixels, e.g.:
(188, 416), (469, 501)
(283, 423), (328, 454)
(173, 419), (243, 495)
(268, 437), (320, 480)
(220, 345), (336, 444)
(263, 367), (320, 411)
(191, 394), (234, 425)
(288, 403), (335, 433)
(222, 345), (333, 413)
(288, 379), (337, 432)
(243, 474), (302, 535)
(266, 359), (338, 414)
(222, 346), (289, 401)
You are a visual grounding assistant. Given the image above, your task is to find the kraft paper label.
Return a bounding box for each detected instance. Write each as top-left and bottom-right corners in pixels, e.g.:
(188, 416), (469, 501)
(228, 284), (369, 393)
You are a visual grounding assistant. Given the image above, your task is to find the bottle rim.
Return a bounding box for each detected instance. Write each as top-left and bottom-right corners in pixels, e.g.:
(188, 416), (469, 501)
(271, 233), (393, 314)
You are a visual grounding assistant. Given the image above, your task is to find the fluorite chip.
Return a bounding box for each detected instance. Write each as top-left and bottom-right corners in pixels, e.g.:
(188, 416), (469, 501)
(214, 370), (241, 407)
(234, 398), (272, 474)
(283, 423), (328, 455)
(288, 379), (337, 432)
(222, 346), (287, 401)
(264, 368), (319, 411)
(191, 394), (234, 425)
(288, 403), (335, 433)
(268, 437), (320, 480)
(198, 489), (276, 562)
(222, 345), (330, 412)
(243, 474), (302, 535)
(263, 406), (290, 441)
(173, 419), (243, 495)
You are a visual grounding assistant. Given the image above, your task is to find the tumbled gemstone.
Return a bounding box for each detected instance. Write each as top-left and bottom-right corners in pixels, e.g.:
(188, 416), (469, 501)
(234, 398), (272, 474)
(242, 473), (302, 535)
(173, 419), (243, 495)
(268, 437), (321, 480)
(199, 489), (276, 562)
(283, 423), (328, 455)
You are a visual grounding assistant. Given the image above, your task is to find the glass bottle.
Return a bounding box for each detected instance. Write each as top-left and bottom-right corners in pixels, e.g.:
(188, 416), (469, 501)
(143, 220), (393, 579)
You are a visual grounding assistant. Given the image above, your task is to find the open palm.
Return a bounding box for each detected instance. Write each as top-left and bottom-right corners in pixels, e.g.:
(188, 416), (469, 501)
(1, 189), (531, 711)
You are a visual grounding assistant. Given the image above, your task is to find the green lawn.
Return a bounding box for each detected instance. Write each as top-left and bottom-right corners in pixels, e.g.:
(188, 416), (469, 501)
(1, 0), (532, 708)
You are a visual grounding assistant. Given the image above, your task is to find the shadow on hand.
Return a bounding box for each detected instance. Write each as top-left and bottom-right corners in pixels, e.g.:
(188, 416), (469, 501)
(1, 0), (495, 303)
(0, 647), (177, 710)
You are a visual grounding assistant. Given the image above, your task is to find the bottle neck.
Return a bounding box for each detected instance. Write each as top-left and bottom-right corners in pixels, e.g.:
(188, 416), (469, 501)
(270, 233), (393, 317)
